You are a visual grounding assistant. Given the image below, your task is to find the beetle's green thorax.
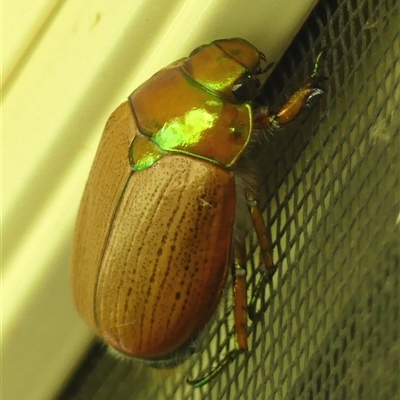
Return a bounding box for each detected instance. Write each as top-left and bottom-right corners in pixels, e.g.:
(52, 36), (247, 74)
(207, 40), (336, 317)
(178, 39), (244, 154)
(128, 39), (262, 171)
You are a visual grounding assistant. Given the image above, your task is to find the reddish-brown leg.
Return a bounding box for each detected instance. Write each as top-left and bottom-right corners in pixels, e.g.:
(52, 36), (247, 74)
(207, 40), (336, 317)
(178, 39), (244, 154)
(254, 48), (327, 130)
(246, 190), (275, 271)
(245, 190), (276, 321)
(254, 76), (326, 130)
(232, 240), (249, 352)
(247, 49), (327, 319)
(186, 243), (248, 388)
(187, 49), (327, 388)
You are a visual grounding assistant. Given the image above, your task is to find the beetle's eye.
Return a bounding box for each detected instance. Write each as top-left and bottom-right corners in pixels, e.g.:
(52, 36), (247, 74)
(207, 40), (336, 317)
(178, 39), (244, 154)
(189, 44), (207, 57)
(232, 76), (260, 102)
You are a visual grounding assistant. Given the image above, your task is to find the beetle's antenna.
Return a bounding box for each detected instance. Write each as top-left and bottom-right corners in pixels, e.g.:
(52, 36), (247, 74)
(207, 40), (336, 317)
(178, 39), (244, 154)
(259, 52), (267, 61)
(261, 61), (274, 75)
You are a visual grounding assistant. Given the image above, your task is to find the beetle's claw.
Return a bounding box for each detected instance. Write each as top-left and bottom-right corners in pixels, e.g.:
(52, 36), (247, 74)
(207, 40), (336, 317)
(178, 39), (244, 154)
(305, 87), (325, 107)
(248, 267), (276, 322)
(186, 350), (240, 388)
(304, 76), (328, 107)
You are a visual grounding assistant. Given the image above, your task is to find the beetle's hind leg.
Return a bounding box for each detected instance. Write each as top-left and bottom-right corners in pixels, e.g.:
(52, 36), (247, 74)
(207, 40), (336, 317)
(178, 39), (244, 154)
(246, 190), (276, 321)
(186, 241), (250, 387)
(187, 193), (276, 387)
(232, 239), (250, 352)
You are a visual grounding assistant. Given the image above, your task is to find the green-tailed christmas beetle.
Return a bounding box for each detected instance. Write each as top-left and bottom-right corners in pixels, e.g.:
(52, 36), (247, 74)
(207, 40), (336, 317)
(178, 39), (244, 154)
(71, 38), (326, 387)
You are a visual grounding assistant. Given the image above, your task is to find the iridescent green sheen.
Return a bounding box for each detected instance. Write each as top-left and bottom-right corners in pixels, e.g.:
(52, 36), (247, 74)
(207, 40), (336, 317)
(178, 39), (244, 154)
(132, 149), (162, 171)
(197, 74), (238, 96)
(154, 108), (219, 151)
(129, 133), (165, 171)
(129, 38), (261, 171)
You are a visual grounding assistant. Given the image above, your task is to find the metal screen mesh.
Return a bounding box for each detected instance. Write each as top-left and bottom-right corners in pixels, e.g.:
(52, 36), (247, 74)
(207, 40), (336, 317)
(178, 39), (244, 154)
(59, 0), (400, 398)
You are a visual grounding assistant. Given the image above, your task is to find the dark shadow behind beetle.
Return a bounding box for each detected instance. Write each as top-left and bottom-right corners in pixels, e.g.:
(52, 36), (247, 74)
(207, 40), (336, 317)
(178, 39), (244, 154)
(70, 38), (327, 388)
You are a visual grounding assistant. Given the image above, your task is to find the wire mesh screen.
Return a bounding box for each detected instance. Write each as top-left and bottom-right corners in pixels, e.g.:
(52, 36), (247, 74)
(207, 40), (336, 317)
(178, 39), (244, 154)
(59, 0), (399, 399)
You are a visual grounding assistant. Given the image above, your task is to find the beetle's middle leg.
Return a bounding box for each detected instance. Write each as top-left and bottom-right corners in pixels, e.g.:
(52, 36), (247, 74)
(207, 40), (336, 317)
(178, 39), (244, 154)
(245, 189), (276, 321)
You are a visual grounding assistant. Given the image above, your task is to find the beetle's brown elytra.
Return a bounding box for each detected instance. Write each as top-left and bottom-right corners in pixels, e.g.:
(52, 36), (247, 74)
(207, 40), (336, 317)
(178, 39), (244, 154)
(97, 155), (235, 358)
(71, 38), (326, 387)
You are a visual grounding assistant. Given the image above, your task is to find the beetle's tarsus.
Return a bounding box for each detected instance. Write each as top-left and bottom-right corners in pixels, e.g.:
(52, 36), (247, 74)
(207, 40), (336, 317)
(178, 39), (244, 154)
(248, 267), (276, 322)
(312, 46), (329, 78)
(186, 349), (240, 388)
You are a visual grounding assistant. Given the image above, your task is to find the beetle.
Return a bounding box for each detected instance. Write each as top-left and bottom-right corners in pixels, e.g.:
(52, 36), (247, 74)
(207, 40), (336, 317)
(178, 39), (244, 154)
(71, 38), (326, 386)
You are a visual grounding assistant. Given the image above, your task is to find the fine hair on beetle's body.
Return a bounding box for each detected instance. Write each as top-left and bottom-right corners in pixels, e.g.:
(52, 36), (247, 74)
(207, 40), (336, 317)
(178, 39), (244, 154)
(108, 331), (197, 369)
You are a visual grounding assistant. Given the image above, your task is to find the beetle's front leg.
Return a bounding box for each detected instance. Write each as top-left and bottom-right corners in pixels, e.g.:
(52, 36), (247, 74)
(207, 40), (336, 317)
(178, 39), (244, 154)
(254, 48), (327, 130)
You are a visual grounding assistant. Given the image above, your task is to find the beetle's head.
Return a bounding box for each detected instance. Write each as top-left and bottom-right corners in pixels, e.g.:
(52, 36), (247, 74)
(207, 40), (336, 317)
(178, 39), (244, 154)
(183, 38), (269, 103)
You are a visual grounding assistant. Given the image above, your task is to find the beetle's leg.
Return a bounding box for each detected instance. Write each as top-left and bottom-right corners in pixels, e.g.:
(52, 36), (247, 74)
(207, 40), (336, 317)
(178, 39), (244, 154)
(232, 240), (249, 352)
(254, 48), (328, 130)
(186, 350), (240, 388)
(187, 243), (249, 387)
(246, 190), (276, 321)
(246, 190), (274, 271)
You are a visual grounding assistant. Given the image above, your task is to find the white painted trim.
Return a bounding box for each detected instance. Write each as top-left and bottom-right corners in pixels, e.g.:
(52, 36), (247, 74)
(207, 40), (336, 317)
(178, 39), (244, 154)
(2, 1), (317, 399)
